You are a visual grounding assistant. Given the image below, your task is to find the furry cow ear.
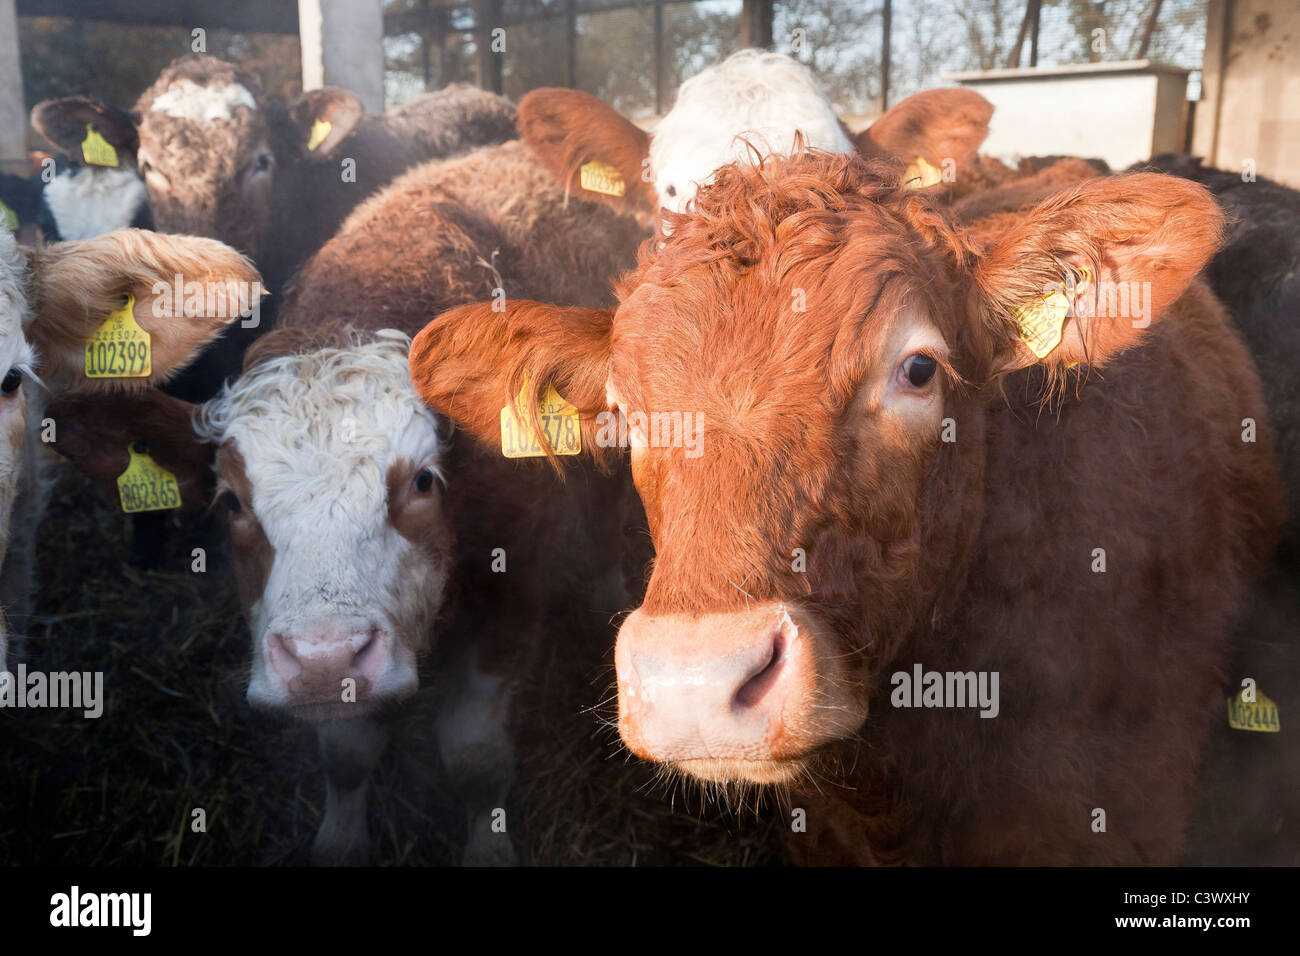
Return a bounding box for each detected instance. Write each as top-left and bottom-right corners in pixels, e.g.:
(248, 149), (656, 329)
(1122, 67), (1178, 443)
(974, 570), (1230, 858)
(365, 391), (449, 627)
(47, 387), (214, 509)
(410, 300), (618, 470)
(972, 173), (1225, 377)
(517, 87), (655, 219)
(24, 228), (264, 392)
(31, 97), (139, 167)
(856, 88), (992, 190)
(290, 87), (364, 159)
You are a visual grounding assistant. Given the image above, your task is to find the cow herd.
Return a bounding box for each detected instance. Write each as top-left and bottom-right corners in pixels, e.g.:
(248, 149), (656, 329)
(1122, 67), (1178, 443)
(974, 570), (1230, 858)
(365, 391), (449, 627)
(1, 48), (1297, 865)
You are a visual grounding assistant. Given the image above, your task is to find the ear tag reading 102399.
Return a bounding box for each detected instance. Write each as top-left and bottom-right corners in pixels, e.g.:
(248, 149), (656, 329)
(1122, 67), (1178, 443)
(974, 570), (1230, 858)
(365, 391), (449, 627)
(117, 444), (182, 513)
(580, 160), (625, 197)
(85, 295), (151, 378)
(500, 382), (581, 459)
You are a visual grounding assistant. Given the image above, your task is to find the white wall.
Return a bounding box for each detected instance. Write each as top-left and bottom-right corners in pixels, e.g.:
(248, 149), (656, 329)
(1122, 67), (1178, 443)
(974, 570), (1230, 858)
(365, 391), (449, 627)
(947, 62), (1189, 171)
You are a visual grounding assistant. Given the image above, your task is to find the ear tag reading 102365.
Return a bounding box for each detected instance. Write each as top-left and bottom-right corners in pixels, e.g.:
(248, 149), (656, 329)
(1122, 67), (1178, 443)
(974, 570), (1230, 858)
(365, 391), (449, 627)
(580, 160), (625, 197)
(117, 444), (182, 513)
(500, 382), (581, 459)
(81, 125), (118, 167)
(85, 295), (151, 378)
(307, 119), (332, 152)
(1227, 687), (1280, 733)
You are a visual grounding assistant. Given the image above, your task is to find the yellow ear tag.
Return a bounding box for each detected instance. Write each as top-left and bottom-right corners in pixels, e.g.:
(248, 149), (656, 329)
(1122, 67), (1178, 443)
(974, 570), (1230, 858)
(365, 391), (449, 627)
(0, 200), (17, 232)
(117, 444), (182, 513)
(904, 156), (943, 189)
(81, 125), (118, 167)
(500, 382), (581, 458)
(580, 160), (626, 197)
(85, 295), (151, 378)
(1227, 687), (1280, 733)
(307, 119), (332, 152)
(1014, 290), (1071, 359)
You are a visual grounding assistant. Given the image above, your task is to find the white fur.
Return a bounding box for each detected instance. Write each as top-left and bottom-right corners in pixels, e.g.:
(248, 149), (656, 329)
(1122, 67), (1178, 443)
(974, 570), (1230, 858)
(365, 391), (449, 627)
(149, 79), (257, 123)
(194, 330), (445, 712)
(650, 50), (854, 216)
(0, 231), (37, 673)
(42, 166), (148, 241)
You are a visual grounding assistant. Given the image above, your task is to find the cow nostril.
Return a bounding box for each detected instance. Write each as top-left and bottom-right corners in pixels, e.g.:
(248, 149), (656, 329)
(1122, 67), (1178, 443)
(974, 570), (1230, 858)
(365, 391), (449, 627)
(732, 632), (785, 712)
(268, 633), (301, 681)
(351, 629), (384, 678)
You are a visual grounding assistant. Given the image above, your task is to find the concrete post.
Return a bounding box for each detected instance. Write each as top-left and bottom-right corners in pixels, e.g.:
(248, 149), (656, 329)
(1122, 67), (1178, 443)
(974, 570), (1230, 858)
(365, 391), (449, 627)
(0, 0), (26, 164)
(299, 0), (385, 112)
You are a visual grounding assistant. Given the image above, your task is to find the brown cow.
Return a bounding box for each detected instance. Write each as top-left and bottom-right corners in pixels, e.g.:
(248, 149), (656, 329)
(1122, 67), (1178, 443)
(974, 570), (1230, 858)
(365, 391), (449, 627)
(409, 151), (1283, 864)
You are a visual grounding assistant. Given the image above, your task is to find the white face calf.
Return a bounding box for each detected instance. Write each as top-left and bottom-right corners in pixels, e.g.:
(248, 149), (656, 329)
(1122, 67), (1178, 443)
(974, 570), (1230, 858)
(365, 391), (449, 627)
(649, 49), (854, 216)
(195, 332), (449, 722)
(0, 233), (36, 672)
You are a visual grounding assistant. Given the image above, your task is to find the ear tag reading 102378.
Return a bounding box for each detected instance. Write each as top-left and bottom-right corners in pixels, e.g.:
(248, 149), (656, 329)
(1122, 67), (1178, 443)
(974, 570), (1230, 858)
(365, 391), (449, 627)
(81, 124), (119, 167)
(117, 444), (182, 513)
(85, 295), (151, 378)
(500, 382), (581, 459)
(580, 160), (625, 197)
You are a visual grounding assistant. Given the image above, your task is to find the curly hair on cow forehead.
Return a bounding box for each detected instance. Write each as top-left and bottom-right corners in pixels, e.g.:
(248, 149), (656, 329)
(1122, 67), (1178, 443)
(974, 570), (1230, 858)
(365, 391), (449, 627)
(648, 149), (977, 283)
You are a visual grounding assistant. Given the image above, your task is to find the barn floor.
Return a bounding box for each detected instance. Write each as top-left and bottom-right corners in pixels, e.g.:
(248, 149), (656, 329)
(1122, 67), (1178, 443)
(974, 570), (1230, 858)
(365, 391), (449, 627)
(0, 464), (784, 866)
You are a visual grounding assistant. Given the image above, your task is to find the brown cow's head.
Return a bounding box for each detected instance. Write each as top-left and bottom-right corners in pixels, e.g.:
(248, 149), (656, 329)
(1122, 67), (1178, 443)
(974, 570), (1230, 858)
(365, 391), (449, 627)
(409, 152), (1224, 786)
(34, 56), (365, 262)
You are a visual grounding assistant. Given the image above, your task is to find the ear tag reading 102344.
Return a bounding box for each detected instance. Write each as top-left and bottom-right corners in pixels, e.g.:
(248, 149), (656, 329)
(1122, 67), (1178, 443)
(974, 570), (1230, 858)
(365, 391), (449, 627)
(85, 295), (151, 378)
(580, 160), (625, 197)
(117, 444), (182, 514)
(500, 382), (581, 459)
(81, 125), (118, 167)
(1227, 687), (1280, 733)
(307, 119), (332, 152)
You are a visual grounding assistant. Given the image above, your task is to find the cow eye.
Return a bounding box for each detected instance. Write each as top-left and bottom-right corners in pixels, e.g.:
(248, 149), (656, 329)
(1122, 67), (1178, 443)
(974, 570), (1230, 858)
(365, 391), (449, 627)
(901, 353), (938, 388)
(2, 368), (22, 394)
(413, 468), (436, 494)
(665, 184), (677, 198)
(252, 151), (273, 174)
(221, 490), (242, 514)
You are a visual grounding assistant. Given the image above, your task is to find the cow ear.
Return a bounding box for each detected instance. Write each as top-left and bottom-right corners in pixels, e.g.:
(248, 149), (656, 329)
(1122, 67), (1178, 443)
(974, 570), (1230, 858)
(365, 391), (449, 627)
(289, 87), (363, 159)
(24, 228), (264, 392)
(31, 97), (139, 168)
(47, 387), (213, 509)
(517, 87), (655, 218)
(410, 300), (617, 469)
(856, 88), (992, 190)
(972, 173), (1225, 377)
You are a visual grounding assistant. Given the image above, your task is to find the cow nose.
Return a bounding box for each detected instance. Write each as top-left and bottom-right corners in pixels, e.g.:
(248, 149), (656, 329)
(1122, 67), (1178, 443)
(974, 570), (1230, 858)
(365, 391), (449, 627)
(615, 605), (809, 762)
(267, 621), (387, 705)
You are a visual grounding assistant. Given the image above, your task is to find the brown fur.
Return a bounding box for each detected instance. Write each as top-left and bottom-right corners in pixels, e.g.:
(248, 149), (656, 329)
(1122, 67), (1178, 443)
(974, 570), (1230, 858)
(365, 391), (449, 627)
(408, 150), (1284, 864)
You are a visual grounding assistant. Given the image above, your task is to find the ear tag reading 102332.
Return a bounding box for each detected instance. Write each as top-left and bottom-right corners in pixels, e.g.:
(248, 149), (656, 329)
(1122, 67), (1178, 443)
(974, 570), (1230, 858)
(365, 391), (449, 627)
(307, 119), (332, 152)
(81, 125), (119, 167)
(85, 295), (151, 378)
(500, 382), (581, 459)
(117, 444), (182, 514)
(580, 160), (625, 197)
